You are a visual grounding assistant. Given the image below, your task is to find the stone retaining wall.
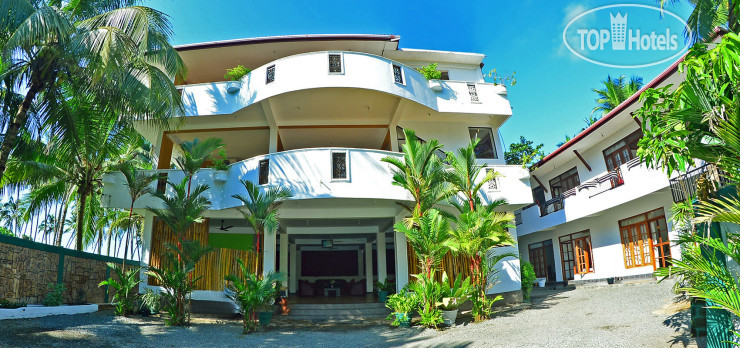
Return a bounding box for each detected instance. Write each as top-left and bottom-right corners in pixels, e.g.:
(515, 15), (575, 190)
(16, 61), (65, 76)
(0, 235), (138, 304)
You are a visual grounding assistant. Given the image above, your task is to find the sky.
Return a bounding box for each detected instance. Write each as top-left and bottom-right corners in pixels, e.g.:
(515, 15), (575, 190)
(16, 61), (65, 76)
(145, 0), (696, 154)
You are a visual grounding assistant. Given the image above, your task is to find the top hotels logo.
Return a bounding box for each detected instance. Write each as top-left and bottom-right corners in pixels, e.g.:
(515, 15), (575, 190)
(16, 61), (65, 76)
(563, 4), (692, 68)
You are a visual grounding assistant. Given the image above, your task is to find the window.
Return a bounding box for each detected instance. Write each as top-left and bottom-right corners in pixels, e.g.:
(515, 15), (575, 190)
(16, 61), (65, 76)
(266, 65), (275, 84)
(486, 168), (499, 191)
(559, 230), (594, 280)
(439, 71), (450, 80)
(467, 83), (480, 102)
(549, 167), (580, 212)
(469, 127), (497, 159)
(515, 211), (522, 226)
(331, 151), (348, 180)
(529, 240), (556, 281)
(328, 53), (343, 74)
(618, 208), (670, 269)
(603, 129), (642, 171)
(258, 159), (270, 185)
(392, 64), (404, 84)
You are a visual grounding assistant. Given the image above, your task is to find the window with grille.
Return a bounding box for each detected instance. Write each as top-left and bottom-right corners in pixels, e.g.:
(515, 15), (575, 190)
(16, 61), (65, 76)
(618, 208), (669, 269)
(468, 83), (479, 102)
(258, 159), (269, 185)
(392, 64), (404, 84)
(486, 168), (499, 191)
(332, 152), (348, 180)
(559, 230), (594, 280)
(266, 65), (275, 84)
(439, 71), (450, 80)
(328, 53), (343, 73)
(469, 127), (497, 159)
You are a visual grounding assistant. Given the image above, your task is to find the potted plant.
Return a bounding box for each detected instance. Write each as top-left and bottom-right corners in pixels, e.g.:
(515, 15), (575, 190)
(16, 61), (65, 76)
(224, 65), (251, 93)
(225, 259), (286, 334)
(376, 280), (395, 303)
(417, 63), (443, 92)
(385, 289), (419, 328)
(436, 272), (472, 326)
(211, 149), (230, 182)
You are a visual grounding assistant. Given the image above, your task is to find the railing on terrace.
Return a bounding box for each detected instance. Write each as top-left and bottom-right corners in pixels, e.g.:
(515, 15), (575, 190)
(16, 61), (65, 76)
(578, 167), (624, 198)
(669, 164), (732, 202)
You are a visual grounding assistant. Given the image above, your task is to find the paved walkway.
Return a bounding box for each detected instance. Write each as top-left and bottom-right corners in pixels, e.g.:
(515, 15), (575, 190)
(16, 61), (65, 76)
(0, 279), (697, 347)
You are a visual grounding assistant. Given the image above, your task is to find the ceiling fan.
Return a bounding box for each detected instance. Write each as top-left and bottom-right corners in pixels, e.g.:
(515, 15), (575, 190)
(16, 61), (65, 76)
(219, 219), (234, 231)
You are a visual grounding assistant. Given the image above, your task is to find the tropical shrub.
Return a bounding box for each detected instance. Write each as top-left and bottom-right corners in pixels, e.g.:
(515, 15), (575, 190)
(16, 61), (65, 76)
(394, 209), (451, 279)
(99, 263), (142, 316)
(224, 65), (252, 81)
(43, 283), (65, 306)
(225, 259), (286, 334)
(437, 272), (472, 311)
(140, 288), (162, 315)
(0, 298), (27, 309)
(385, 289), (420, 326)
(411, 274), (444, 328)
(376, 280), (395, 293)
(211, 149), (230, 171)
(417, 63), (442, 80)
(520, 261), (537, 300)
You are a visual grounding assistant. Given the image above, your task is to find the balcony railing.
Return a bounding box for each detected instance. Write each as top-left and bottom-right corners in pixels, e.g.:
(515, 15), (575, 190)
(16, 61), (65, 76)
(669, 164), (732, 202)
(579, 167), (624, 198)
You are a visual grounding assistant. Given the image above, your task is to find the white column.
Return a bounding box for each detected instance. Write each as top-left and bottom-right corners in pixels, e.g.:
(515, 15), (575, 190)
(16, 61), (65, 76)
(365, 242), (374, 293)
(279, 233), (288, 281)
(377, 231), (387, 284)
(263, 232), (277, 277)
(289, 243), (297, 293)
(268, 127), (279, 153)
(394, 230), (409, 293)
(139, 212), (155, 292)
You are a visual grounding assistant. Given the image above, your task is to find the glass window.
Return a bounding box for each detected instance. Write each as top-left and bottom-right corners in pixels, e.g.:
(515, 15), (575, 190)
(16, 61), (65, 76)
(603, 129), (643, 170)
(332, 152), (347, 180)
(549, 167), (580, 211)
(258, 159), (269, 185)
(618, 208), (670, 269)
(439, 71), (450, 80)
(469, 127), (497, 159)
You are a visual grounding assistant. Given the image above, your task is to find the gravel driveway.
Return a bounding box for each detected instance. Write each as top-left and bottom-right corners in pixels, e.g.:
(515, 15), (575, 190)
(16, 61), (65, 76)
(0, 279), (696, 347)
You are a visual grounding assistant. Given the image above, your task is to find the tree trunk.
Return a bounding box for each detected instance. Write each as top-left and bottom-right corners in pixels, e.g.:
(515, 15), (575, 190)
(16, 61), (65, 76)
(55, 197), (68, 246)
(0, 83), (42, 183)
(75, 191), (89, 251)
(107, 231), (112, 256)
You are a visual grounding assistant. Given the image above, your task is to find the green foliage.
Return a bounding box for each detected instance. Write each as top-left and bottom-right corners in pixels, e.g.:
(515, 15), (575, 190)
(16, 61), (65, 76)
(660, 0), (739, 44)
(225, 259), (286, 334)
(504, 136), (545, 168)
(410, 274), (444, 328)
(520, 261), (537, 300)
(592, 75), (643, 116)
(0, 226), (12, 236)
(385, 288), (420, 323)
(211, 149), (230, 171)
(376, 280), (395, 293)
(436, 272), (473, 310)
(99, 263), (142, 316)
(445, 137), (500, 213)
(486, 69), (517, 86)
(175, 138), (225, 181)
(140, 288), (162, 315)
(417, 63), (442, 80)
(394, 209), (451, 279)
(0, 298), (27, 309)
(147, 177), (211, 237)
(224, 65), (252, 81)
(43, 283), (65, 306)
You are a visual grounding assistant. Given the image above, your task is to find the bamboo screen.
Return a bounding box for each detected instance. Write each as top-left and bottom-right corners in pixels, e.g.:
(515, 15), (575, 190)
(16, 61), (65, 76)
(406, 243), (471, 283)
(148, 218), (260, 291)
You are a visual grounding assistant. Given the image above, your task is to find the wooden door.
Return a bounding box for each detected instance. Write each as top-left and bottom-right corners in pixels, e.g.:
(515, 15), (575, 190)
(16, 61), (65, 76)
(573, 237), (592, 275)
(560, 241), (575, 280)
(529, 247), (547, 278)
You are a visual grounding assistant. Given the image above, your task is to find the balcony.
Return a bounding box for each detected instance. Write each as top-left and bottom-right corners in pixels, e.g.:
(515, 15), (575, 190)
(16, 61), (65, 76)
(669, 164), (733, 202)
(177, 51), (512, 118)
(516, 158), (671, 236)
(102, 148), (530, 211)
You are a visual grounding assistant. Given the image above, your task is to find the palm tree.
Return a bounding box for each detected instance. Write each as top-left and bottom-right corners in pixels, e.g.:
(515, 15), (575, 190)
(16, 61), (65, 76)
(446, 208), (515, 321)
(119, 165), (157, 263)
(661, 0), (738, 44)
(231, 179), (292, 274)
(225, 259), (286, 333)
(382, 128), (451, 225)
(174, 138), (224, 197)
(0, 1), (186, 184)
(592, 75), (643, 116)
(445, 138), (499, 213)
(147, 178), (211, 240)
(393, 209), (451, 279)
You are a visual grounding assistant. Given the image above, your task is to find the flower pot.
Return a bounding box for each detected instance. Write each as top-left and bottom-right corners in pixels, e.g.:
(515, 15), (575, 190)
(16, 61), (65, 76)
(214, 171), (228, 183)
(428, 79), (443, 92)
(378, 290), (389, 303)
(258, 311), (273, 325)
(538, 279), (546, 288)
(441, 309), (458, 326)
(395, 312), (412, 327)
(607, 277), (615, 285)
(226, 80), (241, 93)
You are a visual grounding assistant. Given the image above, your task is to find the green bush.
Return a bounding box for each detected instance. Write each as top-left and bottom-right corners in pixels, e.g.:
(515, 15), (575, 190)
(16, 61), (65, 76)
(417, 63), (442, 80)
(140, 288), (162, 315)
(224, 65), (251, 81)
(385, 288), (419, 326)
(43, 283), (65, 306)
(224, 259), (286, 334)
(520, 261), (537, 300)
(211, 149), (230, 171)
(0, 298), (27, 309)
(99, 263), (142, 316)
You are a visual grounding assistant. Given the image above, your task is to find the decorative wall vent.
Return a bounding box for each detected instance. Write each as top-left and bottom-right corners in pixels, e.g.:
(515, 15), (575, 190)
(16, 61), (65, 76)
(258, 159), (270, 185)
(468, 83), (479, 102)
(266, 65), (275, 84)
(392, 64), (404, 84)
(487, 168), (499, 191)
(332, 152), (348, 180)
(329, 54), (342, 73)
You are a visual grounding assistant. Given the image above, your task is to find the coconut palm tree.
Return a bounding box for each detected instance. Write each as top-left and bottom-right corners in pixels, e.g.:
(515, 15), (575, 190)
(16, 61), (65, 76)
(445, 138), (499, 213)
(0, 1), (186, 184)
(231, 179), (292, 274)
(119, 164), (157, 263)
(393, 209), (451, 280)
(592, 75), (643, 116)
(661, 0), (738, 44)
(382, 128), (451, 225)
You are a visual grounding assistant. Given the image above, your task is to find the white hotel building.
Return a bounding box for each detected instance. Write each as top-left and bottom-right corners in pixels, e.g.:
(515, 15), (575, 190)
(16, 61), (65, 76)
(101, 34), (533, 304)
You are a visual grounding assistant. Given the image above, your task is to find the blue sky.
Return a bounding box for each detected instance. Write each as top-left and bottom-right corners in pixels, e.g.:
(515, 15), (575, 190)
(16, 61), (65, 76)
(146, 0), (695, 154)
